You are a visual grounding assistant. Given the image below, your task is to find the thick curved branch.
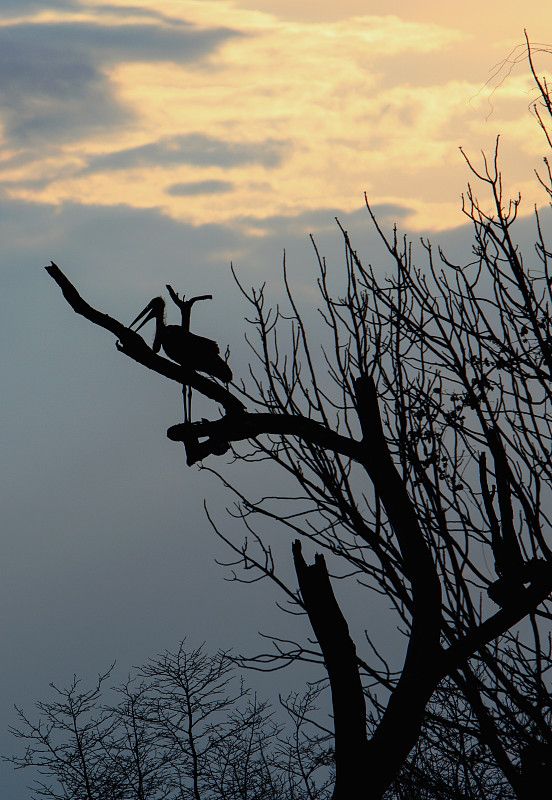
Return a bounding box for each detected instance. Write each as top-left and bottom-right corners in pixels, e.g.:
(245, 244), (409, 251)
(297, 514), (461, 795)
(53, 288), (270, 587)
(441, 566), (552, 676)
(45, 263), (245, 415)
(167, 414), (363, 464)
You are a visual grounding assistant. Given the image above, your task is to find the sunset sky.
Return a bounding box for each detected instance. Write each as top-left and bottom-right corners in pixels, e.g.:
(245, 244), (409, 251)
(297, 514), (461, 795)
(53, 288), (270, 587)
(2, 0), (552, 232)
(2, 1), (552, 796)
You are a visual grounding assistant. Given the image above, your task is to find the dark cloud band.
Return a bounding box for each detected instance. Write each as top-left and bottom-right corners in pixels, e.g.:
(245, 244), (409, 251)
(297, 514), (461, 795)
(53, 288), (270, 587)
(0, 19), (239, 144)
(166, 180), (235, 196)
(82, 133), (290, 172)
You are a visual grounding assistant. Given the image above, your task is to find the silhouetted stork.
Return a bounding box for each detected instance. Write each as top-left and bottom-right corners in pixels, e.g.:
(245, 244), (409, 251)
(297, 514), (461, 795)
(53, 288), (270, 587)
(130, 296), (232, 383)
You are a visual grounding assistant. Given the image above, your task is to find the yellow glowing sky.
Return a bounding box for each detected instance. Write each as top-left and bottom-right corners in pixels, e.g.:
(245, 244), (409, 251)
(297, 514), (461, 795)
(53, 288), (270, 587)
(2, 0), (552, 232)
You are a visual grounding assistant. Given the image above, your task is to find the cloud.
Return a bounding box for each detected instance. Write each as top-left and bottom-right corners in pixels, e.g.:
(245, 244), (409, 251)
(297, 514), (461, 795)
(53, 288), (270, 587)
(2, 1), (545, 233)
(0, 0), (75, 13)
(166, 179), (234, 196)
(81, 133), (290, 172)
(6, 20), (237, 65)
(0, 21), (243, 64)
(0, 39), (130, 143)
(90, 4), (193, 26)
(0, 20), (239, 143)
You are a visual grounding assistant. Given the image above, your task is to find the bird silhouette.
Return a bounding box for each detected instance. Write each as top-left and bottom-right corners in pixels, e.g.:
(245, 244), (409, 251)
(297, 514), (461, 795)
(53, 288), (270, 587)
(130, 296), (232, 383)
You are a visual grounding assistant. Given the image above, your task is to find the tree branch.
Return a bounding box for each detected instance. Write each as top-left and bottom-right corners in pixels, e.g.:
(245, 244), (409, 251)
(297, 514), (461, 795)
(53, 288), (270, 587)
(353, 374), (444, 796)
(45, 263), (245, 415)
(441, 564), (552, 676)
(292, 540), (368, 800)
(167, 414), (363, 465)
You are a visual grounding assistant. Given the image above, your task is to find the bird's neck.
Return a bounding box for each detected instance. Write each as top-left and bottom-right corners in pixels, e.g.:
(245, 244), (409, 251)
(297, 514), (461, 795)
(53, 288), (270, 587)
(152, 321), (163, 353)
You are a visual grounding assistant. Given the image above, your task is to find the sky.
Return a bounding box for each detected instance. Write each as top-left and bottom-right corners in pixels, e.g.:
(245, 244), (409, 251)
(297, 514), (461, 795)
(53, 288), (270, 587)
(2, 1), (552, 796)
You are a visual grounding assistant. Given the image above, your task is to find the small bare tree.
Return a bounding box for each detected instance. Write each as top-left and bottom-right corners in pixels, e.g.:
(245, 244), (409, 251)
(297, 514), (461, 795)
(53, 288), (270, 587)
(6, 641), (333, 800)
(42, 38), (552, 800)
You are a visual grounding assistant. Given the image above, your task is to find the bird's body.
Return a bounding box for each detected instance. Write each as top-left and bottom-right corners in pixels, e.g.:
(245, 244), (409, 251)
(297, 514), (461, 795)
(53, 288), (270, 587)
(130, 297), (232, 383)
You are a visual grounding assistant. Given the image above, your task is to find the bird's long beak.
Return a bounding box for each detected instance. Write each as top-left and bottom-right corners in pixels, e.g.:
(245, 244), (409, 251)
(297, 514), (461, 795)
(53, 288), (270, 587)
(130, 304), (155, 331)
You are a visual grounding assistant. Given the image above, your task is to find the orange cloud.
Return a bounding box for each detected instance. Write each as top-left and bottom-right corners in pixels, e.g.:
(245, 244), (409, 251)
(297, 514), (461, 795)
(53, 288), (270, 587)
(1, 0), (551, 233)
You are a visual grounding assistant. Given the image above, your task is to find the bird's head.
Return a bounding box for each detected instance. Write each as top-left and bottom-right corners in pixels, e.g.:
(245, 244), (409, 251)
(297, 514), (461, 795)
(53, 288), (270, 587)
(129, 296), (166, 332)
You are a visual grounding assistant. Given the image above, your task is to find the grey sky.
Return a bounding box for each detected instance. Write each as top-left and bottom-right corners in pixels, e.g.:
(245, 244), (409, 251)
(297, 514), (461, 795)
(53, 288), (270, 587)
(0, 195), (418, 797)
(3, 182), (550, 800)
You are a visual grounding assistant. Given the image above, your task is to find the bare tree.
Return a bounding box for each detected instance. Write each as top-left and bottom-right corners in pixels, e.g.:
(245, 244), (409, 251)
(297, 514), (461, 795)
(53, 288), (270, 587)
(6, 641), (333, 800)
(42, 39), (552, 800)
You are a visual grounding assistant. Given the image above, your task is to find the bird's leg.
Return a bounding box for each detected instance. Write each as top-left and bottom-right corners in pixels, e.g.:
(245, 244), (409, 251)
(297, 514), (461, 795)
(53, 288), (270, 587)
(187, 385), (193, 422)
(182, 384), (189, 423)
(181, 384), (193, 423)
